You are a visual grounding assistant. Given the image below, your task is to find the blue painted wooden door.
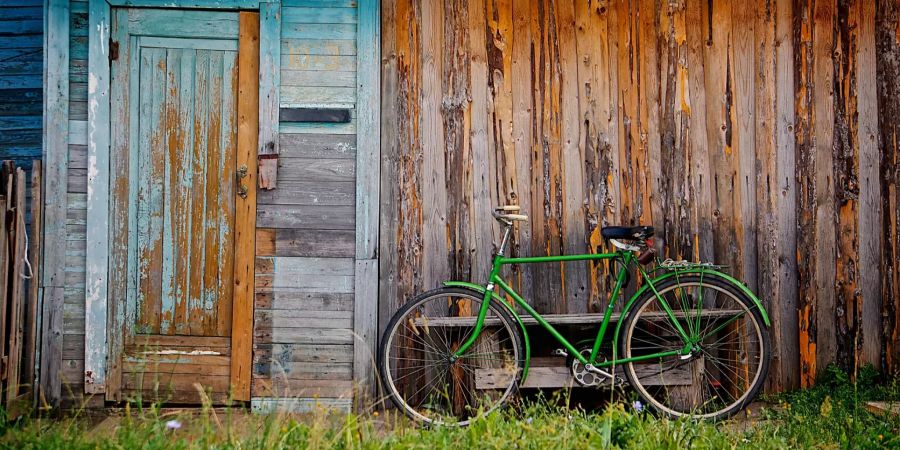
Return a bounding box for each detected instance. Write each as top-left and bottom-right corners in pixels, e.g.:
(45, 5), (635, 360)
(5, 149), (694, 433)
(110, 8), (243, 402)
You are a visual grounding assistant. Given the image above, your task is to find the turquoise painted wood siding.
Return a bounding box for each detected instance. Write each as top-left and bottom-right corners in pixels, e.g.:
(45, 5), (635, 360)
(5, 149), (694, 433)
(252, 0), (360, 411)
(55, 0), (371, 409)
(129, 39), (239, 337)
(0, 0), (43, 170)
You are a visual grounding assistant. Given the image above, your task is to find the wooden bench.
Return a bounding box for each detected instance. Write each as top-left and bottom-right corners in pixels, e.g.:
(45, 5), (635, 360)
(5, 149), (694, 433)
(415, 309), (742, 327)
(410, 310), (741, 389)
(475, 357), (694, 389)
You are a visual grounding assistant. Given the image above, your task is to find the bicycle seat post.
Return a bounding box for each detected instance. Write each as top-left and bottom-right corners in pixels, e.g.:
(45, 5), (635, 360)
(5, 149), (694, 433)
(497, 222), (513, 257)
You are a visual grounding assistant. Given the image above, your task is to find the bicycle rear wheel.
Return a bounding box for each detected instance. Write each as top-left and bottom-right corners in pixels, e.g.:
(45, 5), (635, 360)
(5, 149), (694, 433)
(619, 274), (770, 420)
(378, 287), (523, 426)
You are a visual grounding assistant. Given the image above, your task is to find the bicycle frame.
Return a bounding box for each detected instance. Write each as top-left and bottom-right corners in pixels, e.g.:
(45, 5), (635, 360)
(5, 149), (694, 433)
(450, 224), (770, 375)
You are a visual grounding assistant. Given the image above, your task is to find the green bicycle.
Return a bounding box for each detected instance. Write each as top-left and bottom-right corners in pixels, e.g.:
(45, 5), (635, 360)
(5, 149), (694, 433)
(378, 206), (771, 425)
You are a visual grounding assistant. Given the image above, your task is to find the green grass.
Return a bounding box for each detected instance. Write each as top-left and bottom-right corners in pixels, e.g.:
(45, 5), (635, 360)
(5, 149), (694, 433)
(1, 366), (897, 449)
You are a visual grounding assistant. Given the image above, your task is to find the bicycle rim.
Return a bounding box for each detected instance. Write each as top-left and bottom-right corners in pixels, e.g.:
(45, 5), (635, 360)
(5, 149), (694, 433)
(622, 278), (767, 419)
(381, 289), (522, 426)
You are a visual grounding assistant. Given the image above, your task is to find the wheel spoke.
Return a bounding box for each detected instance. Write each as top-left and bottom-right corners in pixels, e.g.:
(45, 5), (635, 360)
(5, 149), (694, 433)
(382, 291), (520, 425)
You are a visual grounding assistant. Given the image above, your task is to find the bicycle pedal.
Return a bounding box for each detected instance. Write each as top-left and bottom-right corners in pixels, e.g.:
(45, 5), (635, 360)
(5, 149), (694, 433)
(552, 348), (568, 357)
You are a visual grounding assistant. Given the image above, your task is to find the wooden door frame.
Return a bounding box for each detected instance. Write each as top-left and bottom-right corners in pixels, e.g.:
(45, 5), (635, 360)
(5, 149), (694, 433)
(83, 0), (278, 401)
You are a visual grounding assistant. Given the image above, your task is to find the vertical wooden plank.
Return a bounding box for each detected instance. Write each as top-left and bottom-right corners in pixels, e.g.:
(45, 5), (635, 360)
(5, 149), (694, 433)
(357, 0), (380, 262)
(832, 0), (860, 371)
(731, 0), (758, 291)
(556, 0), (587, 314)
(773, 0), (800, 391)
(758, 0), (800, 391)
(442, 0), (473, 284)
(377, 0), (399, 343)
(189, 50), (212, 335)
(6, 169), (27, 404)
(856, 0), (882, 369)
(467, 0), (494, 284)
(84, 0), (111, 394)
(354, 0), (381, 405)
(510, 0), (533, 303)
(795, 0), (818, 387)
(137, 47), (168, 335)
(421, 0), (447, 291)
(231, 11), (259, 402)
(216, 50), (238, 337)
(684, 0), (713, 265)
(876, 0), (900, 373)
(641, 0), (663, 248)
(25, 161), (42, 399)
(811, 0), (836, 377)
(258, 2), (281, 189)
(40, 0), (70, 407)
(105, 9), (134, 400)
(0, 189), (7, 392)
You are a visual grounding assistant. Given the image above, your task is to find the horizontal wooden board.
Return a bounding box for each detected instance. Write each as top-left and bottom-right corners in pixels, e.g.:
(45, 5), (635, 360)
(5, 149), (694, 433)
(255, 309), (353, 329)
(279, 120), (356, 135)
(256, 204), (355, 230)
(255, 228), (355, 257)
(253, 360), (352, 379)
(123, 373), (231, 392)
(282, 23), (356, 41)
(282, 7), (358, 24)
(283, 0), (357, 7)
(254, 291), (354, 311)
(122, 362), (231, 377)
(250, 378), (352, 398)
(253, 343), (353, 364)
(250, 397), (351, 413)
(281, 69), (356, 87)
(282, 39), (356, 56)
(257, 180), (354, 206)
(281, 86), (355, 106)
(475, 364), (692, 389)
(277, 158), (355, 181)
(278, 133), (356, 158)
(281, 54), (356, 72)
(123, 9), (239, 39)
(254, 327), (353, 345)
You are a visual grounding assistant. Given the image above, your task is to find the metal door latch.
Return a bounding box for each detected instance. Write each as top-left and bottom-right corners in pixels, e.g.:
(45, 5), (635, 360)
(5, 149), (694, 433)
(237, 164), (249, 198)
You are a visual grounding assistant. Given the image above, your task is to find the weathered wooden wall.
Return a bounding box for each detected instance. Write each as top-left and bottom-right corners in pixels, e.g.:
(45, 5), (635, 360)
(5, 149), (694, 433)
(55, 0), (363, 409)
(0, 0), (43, 172)
(379, 0), (900, 392)
(251, 0), (359, 411)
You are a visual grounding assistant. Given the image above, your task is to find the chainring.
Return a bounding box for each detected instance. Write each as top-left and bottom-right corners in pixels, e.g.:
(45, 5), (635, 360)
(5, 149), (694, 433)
(568, 348), (611, 388)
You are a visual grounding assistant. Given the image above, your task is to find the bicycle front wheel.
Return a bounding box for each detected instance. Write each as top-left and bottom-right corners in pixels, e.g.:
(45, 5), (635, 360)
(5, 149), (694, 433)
(378, 287), (523, 426)
(620, 274), (770, 420)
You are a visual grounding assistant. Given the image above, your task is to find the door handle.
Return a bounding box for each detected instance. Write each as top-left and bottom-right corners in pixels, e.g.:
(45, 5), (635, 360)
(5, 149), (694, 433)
(237, 164), (249, 199)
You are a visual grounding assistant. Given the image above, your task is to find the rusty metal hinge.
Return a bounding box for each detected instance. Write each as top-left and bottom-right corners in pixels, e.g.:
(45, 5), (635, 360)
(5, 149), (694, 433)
(109, 39), (119, 62)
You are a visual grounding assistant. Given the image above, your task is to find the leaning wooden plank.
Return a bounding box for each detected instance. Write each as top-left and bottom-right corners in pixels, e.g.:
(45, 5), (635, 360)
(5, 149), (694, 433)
(231, 11), (260, 402)
(0, 189), (8, 385)
(7, 168), (27, 409)
(258, 2), (281, 189)
(84, 0), (111, 394)
(24, 161), (41, 404)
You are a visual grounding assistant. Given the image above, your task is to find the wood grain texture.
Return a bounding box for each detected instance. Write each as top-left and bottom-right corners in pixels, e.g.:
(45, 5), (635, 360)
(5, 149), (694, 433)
(258, 2), (281, 189)
(83, 0), (111, 395)
(40, 0), (70, 407)
(231, 11), (260, 402)
(378, 0), (896, 392)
